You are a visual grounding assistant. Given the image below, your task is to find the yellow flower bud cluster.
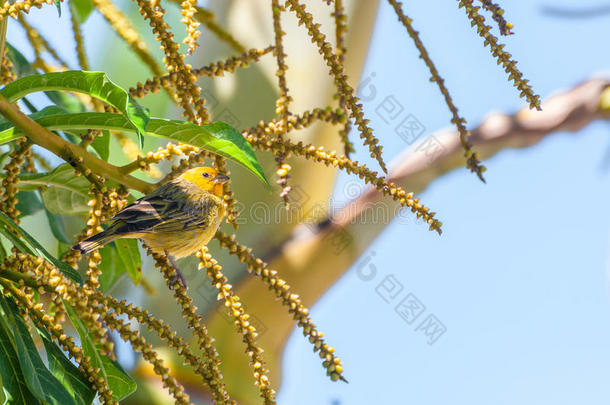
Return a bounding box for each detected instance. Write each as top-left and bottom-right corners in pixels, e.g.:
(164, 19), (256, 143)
(146, 246), (228, 403)
(216, 232), (348, 383)
(387, 0), (486, 182)
(182, 4), (246, 53)
(103, 294), (233, 402)
(0, 0), (54, 18)
(245, 113), (443, 234)
(213, 156), (239, 228)
(0, 254), (117, 403)
(197, 248), (276, 404)
(132, 142), (202, 182)
(70, 10), (90, 70)
(285, 0), (388, 174)
(180, 0), (200, 55)
(479, 0), (514, 36)
(2, 250), (228, 404)
(331, 0), (355, 157)
(135, 0), (209, 124)
(0, 139), (32, 222)
(458, 0), (540, 110)
(270, 0), (295, 205)
(129, 46), (273, 99)
(0, 280), (116, 405)
(0, 48), (16, 85)
(104, 311), (192, 405)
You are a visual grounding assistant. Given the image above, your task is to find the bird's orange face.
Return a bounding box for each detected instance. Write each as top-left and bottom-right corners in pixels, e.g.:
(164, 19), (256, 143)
(179, 167), (229, 197)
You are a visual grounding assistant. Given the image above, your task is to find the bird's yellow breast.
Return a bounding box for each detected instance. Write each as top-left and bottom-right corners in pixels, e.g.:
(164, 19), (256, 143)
(137, 206), (224, 258)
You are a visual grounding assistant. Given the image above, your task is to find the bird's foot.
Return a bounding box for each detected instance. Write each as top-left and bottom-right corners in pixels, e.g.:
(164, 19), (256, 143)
(165, 250), (187, 290)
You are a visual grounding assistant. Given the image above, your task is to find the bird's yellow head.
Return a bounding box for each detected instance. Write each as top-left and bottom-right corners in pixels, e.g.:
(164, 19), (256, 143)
(179, 167), (229, 197)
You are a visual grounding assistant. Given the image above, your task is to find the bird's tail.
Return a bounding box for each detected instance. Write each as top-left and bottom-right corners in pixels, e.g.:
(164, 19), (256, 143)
(72, 223), (122, 254)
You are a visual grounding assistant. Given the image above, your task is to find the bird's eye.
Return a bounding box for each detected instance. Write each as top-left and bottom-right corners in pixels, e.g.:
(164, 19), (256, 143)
(202, 172), (211, 178)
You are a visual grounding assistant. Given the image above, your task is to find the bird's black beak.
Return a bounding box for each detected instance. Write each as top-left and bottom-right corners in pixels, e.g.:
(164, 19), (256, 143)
(213, 173), (230, 184)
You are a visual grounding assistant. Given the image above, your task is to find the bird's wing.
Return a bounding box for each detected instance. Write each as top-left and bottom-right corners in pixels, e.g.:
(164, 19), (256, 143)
(110, 186), (217, 234)
(148, 198), (216, 233)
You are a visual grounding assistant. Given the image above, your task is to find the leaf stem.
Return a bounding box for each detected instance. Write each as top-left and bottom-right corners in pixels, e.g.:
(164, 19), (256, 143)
(118, 159), (142, 175)
(0, 94), (155, 194)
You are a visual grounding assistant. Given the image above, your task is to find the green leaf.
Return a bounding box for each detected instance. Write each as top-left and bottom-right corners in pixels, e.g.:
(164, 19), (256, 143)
(63, 303), (136, 401)
(39, 330), (95, 405)
(45, 210), (71, 244)
(0, 112), (269, 186)
(90, 130), (110, 161)
(0, 240), (7, 260)
(44, 91), (86, 114)
(5, 43), (36, 78)
(0, 71), (150, 147)
(100, 357), (137, 401)
(0, 297), (76, 405)
(15, 191), (43, 217)
(70, 0), (94, 24)
(21, 96), (38, 113)
(0, 306), (40, 405)
(98, 244), (124, 292)
(54, 0), (62, 16)
(114, 239), (141, 285)
(0, 211), (83, 284)
(0, 219), (31, 254)
(0, 106), (69, 143)
(9, 164), (90, 215)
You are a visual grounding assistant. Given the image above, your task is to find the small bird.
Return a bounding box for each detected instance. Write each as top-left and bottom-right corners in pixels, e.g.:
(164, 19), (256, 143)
(73, 167), (229, 283)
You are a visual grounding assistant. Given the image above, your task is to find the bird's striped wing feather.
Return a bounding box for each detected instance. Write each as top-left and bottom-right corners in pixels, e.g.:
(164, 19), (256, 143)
(111, 188), (214, 234)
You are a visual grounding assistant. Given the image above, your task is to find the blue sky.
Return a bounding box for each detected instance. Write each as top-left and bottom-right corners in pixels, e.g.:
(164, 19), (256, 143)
(6, 1), (610, 404)
(279, 1), (610, 404)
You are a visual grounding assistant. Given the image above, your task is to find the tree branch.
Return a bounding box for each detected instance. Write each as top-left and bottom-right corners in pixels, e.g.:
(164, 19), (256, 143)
(0, 94), (155, 193)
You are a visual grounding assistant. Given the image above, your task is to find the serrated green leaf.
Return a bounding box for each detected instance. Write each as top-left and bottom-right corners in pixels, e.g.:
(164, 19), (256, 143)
(114, 239), (141, 285)
(0, 71), (149, 147)
(70, 0), (94, 24)
(39, 330), (95, 405)
(0, 112), (269, 186)
(0, 297), (76, 405)
(63, 303), (136, 401)
(0, 211), (83, 284)
(0, 306), (40, 405)
(90, 130), (110, 161)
